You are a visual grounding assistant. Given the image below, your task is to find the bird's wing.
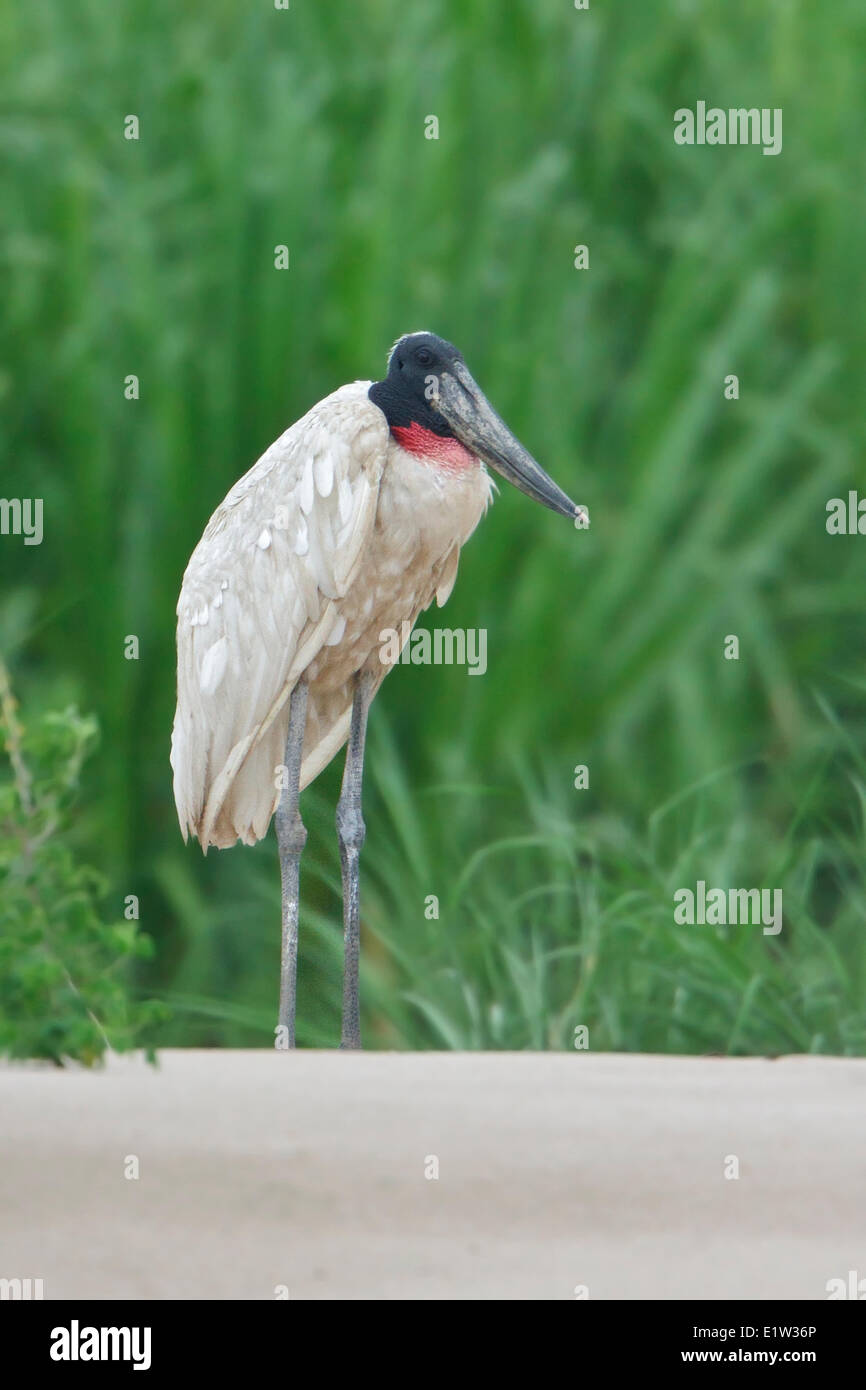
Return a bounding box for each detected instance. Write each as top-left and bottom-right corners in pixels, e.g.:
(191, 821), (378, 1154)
(170, 380), (388, 848)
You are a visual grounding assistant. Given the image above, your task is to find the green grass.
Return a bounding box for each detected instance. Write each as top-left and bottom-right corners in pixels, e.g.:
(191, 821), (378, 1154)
(1, 0), (864, 1052)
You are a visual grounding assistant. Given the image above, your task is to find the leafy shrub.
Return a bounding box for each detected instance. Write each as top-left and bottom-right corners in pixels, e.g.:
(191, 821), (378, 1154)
(0, 661), (163, 1064)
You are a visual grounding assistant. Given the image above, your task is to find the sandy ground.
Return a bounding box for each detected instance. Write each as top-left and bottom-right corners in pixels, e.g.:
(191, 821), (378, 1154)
(1, 1050), (864, 1300)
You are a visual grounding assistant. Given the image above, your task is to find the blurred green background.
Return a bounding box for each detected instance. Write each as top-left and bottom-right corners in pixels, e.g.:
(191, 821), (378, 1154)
(2, 0), (865, 1053)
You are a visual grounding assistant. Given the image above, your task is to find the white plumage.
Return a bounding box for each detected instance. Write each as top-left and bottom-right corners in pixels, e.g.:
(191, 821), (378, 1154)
(170, 380), (492, 850)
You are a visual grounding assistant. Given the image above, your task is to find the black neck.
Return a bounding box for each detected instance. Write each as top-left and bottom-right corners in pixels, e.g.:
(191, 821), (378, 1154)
(368, 380), (455, 437)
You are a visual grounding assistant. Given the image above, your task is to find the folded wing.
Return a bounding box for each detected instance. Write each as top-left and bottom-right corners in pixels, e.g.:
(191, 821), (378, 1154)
(170, 381), (388, 849)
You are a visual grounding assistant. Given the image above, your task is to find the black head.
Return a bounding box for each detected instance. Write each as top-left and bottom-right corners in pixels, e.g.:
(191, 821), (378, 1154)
(369, 331), (464, 437)
(368, 331), (589, 525)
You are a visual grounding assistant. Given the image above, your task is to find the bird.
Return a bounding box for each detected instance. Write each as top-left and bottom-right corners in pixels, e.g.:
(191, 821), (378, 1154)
(170, 331), (588, 1049)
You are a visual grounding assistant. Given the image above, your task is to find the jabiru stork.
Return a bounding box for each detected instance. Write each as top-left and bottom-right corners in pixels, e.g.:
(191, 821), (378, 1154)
(171, 332), (588, 1048)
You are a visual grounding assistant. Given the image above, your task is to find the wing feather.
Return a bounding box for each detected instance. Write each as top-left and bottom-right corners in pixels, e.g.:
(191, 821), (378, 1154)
(170, 381), (388, 849)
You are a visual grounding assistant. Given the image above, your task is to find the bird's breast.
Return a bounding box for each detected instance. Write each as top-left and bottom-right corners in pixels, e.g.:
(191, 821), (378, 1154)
(302, 435), (491, 691)
(380, 432), (492, 554)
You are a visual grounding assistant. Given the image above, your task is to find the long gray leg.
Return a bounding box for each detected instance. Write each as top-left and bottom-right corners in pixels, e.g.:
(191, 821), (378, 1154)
(276, 678), (308, 1047)
(337, 670), (374, 1049)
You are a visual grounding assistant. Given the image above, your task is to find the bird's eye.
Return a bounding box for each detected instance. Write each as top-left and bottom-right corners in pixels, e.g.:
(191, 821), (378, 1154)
(415, 347), (433, 366)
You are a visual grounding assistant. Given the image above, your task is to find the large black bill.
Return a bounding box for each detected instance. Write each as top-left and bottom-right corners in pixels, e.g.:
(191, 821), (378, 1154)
(435, 361), (589, 526)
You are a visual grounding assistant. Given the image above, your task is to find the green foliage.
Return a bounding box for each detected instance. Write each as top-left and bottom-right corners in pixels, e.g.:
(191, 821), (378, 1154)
(0, 663), (164, 1063)
(0, 1), (864, 1051)
(356, 724), (866, 1054)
